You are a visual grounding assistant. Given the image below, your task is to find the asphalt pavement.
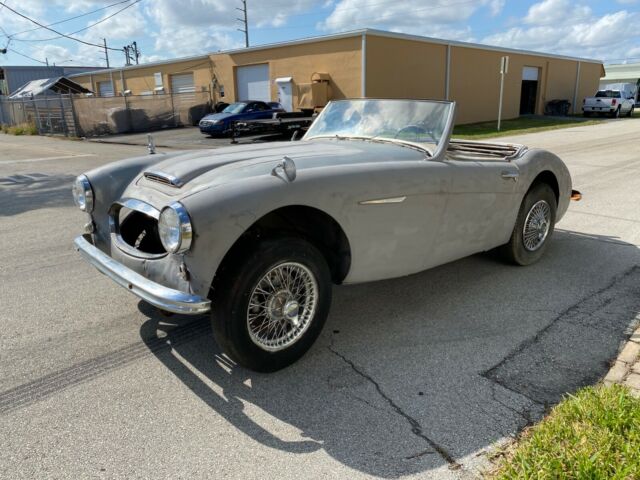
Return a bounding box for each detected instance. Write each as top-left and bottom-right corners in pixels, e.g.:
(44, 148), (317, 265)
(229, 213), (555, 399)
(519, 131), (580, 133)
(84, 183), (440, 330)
(1, 118), (640, 479)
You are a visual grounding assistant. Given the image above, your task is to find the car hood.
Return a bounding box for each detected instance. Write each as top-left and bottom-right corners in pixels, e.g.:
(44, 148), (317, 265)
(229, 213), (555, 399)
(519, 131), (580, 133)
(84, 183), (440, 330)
(200, 112), (235, 122)
(137, 139), (424, 196)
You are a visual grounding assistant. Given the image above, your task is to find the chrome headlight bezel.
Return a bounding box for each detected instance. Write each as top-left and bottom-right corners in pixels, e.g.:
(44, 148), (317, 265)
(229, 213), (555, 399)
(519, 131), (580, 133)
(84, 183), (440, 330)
(72, 174), (94, 213)
(158, 202), (193, 254)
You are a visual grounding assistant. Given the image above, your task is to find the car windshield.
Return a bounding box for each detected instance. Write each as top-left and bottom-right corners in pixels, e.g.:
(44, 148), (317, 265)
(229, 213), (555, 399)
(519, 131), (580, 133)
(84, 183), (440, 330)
(303, 99), (454, 154)
(595, 91), (621, 98)
(222, 102), (248, 114)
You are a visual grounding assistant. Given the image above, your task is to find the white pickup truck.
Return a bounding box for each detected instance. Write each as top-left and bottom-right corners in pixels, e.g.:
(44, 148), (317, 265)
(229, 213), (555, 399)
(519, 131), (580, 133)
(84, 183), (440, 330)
(583, 84), (636, 118)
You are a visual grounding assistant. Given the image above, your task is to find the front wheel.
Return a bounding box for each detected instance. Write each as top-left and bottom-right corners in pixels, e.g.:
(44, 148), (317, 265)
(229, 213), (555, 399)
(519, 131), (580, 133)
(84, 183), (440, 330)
(627, 106), (635, 118)
(500, 183), (557, 266)
(210, 237), (332, 372)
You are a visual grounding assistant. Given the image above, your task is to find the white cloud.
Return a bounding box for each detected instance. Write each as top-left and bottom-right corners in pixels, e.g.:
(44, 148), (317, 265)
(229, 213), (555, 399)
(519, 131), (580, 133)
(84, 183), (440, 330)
(78, 4), (146, 41)
(523, 0), (591, 24)
(152, 27), (239, 58)
(144, 0), (318, 29)
(141, 0), (318, 58)
(483, 4), (640, 63)
(318, 0), (505, 35)
(488, 0), (505, 16)
(34, 44), (73, 64)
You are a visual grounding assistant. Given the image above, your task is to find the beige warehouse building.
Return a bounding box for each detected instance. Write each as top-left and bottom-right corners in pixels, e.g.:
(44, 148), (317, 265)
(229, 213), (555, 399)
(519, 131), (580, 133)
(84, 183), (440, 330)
(69, 29), (603, 125)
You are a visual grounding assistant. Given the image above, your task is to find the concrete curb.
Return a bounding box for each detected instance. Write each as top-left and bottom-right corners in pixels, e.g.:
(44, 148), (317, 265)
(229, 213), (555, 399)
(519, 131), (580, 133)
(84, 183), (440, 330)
(603, 325), (640, 397)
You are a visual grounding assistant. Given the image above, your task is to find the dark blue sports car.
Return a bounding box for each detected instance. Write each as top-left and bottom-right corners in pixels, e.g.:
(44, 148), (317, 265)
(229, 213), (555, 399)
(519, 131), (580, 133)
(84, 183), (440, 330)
(199, 101), (285, 136)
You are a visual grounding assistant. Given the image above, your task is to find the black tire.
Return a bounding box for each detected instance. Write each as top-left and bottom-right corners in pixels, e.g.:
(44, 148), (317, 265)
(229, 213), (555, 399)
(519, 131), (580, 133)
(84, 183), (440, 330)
(611, 107), (621, 118)
(627, 106), (634, 118)
(583, 111), (591, 118)
(500, 183), (557, 266)
(210, 237), (332, 372)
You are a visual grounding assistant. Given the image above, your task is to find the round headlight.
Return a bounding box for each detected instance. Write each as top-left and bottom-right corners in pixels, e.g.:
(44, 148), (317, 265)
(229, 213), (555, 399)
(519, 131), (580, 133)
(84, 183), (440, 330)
(72, 174), (94, 212)
(158, 202), (192, 254)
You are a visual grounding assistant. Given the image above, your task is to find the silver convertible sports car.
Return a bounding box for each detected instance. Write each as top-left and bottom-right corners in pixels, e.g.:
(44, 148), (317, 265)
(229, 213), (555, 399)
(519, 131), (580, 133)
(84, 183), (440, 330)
(73, 99), (580, 372)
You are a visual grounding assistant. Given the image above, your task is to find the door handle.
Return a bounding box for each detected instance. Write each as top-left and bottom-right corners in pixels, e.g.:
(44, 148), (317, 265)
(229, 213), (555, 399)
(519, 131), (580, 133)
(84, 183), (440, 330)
(501, 171), (519, 181)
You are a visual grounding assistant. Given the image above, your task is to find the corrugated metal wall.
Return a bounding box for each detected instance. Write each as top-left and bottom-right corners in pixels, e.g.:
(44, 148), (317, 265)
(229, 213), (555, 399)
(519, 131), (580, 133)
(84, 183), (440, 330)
(1, 67), (64, 95)
(0, 66), (102, 96)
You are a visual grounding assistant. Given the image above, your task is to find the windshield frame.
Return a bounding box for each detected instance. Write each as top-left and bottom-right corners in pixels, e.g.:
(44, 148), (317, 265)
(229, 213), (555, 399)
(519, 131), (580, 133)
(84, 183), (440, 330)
(302, 98), (456, 159)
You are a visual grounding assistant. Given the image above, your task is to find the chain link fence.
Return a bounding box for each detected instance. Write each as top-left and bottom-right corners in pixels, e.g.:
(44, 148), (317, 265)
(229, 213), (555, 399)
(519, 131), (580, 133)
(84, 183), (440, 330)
(0, 90), (212, 137)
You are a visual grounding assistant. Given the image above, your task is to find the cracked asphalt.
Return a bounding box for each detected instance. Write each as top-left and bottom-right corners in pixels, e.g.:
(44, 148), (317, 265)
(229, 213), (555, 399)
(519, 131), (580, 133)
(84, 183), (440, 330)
(2, 118), (640, 479)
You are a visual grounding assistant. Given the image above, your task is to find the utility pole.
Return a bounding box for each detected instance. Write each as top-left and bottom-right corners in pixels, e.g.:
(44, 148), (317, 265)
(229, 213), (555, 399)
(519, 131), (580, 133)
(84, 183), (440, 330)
(102, 38), (110, 68)
(123, 43), (140, 66)
(132, 41), (140, 65)
(237, 0), (249, 48)
(45, 57), (49, 67)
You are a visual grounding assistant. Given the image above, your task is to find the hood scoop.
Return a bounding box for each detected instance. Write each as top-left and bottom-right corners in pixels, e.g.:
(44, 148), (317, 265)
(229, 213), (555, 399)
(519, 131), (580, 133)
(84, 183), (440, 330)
(143, 170), (184, 188)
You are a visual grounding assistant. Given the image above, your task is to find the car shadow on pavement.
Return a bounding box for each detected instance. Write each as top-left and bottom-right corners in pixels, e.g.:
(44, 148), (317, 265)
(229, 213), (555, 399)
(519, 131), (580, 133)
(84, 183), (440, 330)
(0, 172), (76, 216)
(139, 229), (640, 478)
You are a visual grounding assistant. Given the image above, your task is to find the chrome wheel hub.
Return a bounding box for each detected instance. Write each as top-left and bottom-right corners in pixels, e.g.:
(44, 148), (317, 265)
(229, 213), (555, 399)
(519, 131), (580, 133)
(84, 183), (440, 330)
(247, 262), (318, 351)
(523, 200), (551, 252)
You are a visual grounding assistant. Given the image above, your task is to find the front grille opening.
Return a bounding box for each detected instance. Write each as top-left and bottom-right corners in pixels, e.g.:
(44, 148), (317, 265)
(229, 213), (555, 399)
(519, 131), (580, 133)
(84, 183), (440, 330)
(119, 207), (166, 254)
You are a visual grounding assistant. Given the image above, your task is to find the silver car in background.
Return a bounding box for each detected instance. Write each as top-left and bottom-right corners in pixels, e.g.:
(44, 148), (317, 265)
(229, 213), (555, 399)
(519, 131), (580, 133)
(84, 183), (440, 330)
(73, 99), (580, 371)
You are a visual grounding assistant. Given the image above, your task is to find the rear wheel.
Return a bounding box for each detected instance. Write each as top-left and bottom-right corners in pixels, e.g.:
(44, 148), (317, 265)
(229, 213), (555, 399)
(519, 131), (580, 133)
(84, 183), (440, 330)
(627, 106), (635, 118)
(500, 183), (557, 266)
(210, 237), (332, 372)
(611, 107), (621, 118)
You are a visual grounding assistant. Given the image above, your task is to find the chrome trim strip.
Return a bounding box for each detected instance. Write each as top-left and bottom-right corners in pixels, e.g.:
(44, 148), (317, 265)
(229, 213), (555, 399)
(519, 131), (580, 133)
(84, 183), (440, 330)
(143, 169), (184, 188)
(74, 235), (210, 315)
(359, 196), (407, 205)
(109, 198), (166, 260)
(113, 197), (160, 220)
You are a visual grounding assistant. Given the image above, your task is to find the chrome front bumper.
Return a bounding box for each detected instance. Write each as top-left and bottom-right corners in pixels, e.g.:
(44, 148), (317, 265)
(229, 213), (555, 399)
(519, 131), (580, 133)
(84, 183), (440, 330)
(74, 235), (211, 315)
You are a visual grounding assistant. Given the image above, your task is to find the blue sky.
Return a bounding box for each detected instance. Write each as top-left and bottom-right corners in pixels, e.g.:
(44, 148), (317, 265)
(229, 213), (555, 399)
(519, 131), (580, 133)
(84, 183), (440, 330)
(1, 0), (638, 67)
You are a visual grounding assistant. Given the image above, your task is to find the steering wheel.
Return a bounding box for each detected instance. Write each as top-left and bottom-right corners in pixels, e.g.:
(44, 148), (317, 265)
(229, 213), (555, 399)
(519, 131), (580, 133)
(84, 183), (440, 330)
(394, 125), (437, 143)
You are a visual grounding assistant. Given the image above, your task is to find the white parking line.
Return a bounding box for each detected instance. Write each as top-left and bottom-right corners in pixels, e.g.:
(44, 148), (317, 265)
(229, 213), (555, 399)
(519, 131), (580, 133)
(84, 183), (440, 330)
(0, 154), (96, 164)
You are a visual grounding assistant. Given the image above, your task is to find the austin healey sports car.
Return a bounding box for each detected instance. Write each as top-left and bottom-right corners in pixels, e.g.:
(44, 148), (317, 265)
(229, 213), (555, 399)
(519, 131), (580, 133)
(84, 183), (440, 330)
(73, 99), (579, 372)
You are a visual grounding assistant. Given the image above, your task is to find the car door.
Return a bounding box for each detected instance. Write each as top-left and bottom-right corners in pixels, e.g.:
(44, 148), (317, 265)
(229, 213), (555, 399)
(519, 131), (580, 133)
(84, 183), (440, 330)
(432, 158), (520, 263)
(624, 94), (634, 113)
(342, 155), (452, 282)
(245, 102), (272, 120)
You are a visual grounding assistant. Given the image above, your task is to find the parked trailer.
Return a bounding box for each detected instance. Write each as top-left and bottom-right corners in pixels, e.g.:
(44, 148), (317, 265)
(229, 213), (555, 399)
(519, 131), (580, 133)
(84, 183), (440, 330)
(230, 112), (316, 143)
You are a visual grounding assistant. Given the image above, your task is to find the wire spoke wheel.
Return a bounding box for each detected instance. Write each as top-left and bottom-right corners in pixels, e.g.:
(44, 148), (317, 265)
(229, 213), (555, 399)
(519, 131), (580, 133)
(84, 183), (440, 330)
(246, 262), (318, 352)
(522, 200), (551, 252)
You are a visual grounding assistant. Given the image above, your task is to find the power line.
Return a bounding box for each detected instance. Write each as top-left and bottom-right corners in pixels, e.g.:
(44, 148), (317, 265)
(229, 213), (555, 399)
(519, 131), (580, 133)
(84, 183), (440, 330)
(0, 2), (125, 51)
(7, 47), (47, 64)
(8, 0), (133, 38)
(11, 0), (142, 43)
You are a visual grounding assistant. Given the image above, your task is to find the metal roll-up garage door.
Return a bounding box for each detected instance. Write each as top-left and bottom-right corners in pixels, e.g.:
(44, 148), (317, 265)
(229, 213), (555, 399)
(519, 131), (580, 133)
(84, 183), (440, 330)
(98, 81), (114, 97)
(170, 73), (195, 94)
(236, 64), (270, 102)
